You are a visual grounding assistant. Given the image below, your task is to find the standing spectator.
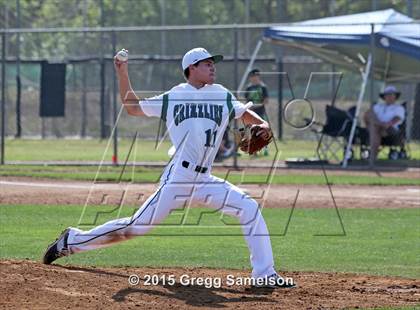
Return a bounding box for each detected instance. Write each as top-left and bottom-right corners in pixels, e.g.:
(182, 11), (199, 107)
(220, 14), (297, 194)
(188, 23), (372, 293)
(245, 69), (270, 156)
(215, 130), (235, 162)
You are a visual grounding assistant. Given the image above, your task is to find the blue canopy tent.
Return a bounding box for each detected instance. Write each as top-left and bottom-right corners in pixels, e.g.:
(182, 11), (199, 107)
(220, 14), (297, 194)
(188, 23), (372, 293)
(263, 9), (420, 83)
(240, 9), (420, 167)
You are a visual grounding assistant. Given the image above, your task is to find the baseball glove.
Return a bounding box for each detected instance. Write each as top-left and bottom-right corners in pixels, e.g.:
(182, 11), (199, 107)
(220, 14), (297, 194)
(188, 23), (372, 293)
(234, 124), (273, 155)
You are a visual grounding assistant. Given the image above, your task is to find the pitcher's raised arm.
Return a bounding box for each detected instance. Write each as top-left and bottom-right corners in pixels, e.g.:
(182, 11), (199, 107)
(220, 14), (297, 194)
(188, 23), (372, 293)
(114, 50), (146, 117)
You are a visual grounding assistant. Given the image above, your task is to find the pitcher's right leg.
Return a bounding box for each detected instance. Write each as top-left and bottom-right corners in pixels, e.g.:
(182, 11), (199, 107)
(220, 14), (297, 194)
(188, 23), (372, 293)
(67, 186), (168, 253)
(43, 180), (192, 264)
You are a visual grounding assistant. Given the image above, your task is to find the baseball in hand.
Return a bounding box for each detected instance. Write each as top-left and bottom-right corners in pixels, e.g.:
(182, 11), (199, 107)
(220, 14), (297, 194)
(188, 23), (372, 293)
(116, 49), (128, 62)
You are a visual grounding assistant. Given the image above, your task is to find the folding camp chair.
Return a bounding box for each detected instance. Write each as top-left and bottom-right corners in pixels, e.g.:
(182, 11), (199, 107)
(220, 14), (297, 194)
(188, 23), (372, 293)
(311, 105), (369, 162)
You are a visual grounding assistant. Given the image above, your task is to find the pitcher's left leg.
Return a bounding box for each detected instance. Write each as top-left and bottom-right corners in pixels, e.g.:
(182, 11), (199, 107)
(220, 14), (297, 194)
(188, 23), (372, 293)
(193, 176), (275, 279)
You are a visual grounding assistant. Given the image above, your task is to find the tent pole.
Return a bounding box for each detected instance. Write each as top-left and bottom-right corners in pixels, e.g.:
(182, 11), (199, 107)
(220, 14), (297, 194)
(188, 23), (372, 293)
(342, 54), (372, 168)
(237, 39), (263, 94)
(369, 23), (375, 105)
(233, 38), (262, 167)
(331, 64), (336, 106)
(277, 53), (283, 140)
(233, 27), (239, 169)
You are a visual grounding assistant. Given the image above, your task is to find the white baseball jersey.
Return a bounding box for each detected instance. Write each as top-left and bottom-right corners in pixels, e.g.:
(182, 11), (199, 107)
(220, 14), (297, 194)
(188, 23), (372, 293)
(140, 83), (250, 170)
(65, 82), (277, 279)
(373, 102), (405, 129)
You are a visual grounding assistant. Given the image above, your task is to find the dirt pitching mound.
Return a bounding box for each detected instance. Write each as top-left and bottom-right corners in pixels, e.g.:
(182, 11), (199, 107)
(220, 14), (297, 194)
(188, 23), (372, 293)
(1, 260), (419, 309)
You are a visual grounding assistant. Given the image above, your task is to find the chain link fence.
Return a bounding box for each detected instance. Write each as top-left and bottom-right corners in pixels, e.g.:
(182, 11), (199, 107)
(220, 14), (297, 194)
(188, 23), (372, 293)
(1, 26), (418, 141)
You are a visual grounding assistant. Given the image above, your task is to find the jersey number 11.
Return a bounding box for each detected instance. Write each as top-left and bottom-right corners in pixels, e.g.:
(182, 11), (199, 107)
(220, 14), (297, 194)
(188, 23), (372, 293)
(204, 129), (217, 147)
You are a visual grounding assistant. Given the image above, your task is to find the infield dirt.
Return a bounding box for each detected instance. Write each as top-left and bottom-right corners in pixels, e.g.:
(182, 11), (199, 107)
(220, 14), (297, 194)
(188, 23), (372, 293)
(1, 177), (419, 209)
(1, 260), (419, 310)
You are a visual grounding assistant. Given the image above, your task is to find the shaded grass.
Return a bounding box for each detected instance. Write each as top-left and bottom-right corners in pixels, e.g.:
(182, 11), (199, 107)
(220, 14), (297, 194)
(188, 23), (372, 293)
(5, 138), (173, 162)
(1, 205), (419, 278)
(1, 164), (419, 185)
(5, 138), (420, 162)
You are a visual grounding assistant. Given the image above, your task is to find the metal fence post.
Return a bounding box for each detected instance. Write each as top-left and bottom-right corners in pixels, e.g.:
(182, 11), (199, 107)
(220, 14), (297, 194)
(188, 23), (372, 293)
(16, 0), (22, 138)
(112, 30), (118, 165)
(99, 0), (106, 139)
(81, 0), (88, 138)
(1, 32), (6, 165)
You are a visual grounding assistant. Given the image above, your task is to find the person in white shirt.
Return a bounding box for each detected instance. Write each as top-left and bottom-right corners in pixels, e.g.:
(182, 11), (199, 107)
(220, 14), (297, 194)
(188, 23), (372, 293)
(43, 47), (295, 289)
(363, 85), (405, 165)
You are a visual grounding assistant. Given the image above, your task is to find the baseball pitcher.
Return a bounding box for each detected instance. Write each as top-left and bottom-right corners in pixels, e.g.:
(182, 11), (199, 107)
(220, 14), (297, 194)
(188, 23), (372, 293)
(43, 47), (295, 289)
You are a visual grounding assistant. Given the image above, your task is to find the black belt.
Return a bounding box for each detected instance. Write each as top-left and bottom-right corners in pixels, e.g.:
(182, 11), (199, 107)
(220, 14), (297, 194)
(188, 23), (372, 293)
(182, 161), (208, 173)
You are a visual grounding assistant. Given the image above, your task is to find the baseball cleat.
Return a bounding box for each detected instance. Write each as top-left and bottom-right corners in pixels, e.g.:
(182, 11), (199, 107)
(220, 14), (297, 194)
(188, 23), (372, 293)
(42, 228), (71, 265)
(253, 273), (297, 289)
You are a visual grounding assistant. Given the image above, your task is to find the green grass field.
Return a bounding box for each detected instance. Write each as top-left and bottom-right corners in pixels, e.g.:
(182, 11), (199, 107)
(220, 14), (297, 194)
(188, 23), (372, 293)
(1, 205), (419, 279)
(3, 138), (419, 186)
(5, 138), (420, 162)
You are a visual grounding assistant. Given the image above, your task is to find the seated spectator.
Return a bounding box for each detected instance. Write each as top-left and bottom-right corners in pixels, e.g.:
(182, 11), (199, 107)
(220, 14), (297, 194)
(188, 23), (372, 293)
(363, 85), (405, 166)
